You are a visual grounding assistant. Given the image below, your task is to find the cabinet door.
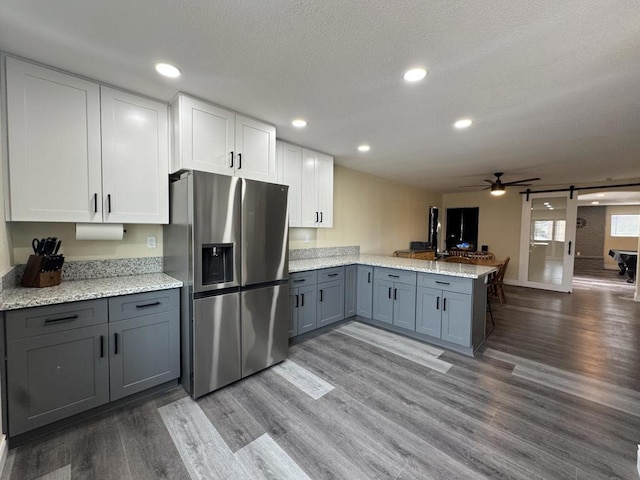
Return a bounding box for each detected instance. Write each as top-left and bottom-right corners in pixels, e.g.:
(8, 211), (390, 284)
(282, 142), (302, 227)
(235, 115), (276, 183)
(175, 94), (235, 175)
(392, 283), (417, 330)
(289, 289), (299, 337)
(297, 285), (317, 334)
(7, 324), (109, 436)
(5, 57), (102, 222)
(300, 149), (319, 227)
(101, 87), (169, 224)
(372, 279), (394, 324)
(416, 287), (441, 337)
(344, 265), (357, 318)
(317, 279), (345, 327)
(316, 153), (334, 228)
(356, 266), (374, 318)
(441, 291), (472, 347)
(109, 310), (180, 401)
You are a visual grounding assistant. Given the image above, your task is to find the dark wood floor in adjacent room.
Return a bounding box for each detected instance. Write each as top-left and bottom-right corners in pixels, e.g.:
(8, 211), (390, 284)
(3, 270), (639, 479)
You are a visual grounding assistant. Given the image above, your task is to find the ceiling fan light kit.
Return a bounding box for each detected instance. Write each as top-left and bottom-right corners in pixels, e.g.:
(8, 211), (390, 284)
(490, 184), (506, 196)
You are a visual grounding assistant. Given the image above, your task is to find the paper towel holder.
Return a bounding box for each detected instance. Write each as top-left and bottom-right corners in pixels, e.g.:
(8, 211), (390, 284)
(75, 223), (127, 241)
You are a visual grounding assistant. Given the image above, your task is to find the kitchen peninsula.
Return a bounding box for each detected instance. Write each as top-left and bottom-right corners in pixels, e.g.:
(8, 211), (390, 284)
(289, 251), (496, 357)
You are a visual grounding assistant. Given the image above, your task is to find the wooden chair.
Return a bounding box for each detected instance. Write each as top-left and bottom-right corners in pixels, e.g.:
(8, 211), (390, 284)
(444, 256), (474, 264)
(468, 251), (495, 260)
(490, 256), (510, 304)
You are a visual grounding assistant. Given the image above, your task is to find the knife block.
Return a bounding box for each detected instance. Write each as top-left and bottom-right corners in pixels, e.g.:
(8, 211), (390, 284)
(20, 255), (62, 288)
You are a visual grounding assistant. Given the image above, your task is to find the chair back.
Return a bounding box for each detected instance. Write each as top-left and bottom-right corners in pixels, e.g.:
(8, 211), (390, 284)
(444, 256), (474, 264)
(495, 256), (510, 282)
(467, 252), (496, 260)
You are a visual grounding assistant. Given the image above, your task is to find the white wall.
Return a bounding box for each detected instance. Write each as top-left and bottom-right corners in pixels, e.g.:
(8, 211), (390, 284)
(603, 205), (640, 269)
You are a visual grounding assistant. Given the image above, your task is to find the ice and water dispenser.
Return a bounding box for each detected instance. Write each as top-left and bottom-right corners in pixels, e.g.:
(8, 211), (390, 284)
(202, 243), (234, 285)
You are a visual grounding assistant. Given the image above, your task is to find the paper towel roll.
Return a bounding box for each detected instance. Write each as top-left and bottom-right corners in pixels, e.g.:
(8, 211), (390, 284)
(76, 223), (124, 241)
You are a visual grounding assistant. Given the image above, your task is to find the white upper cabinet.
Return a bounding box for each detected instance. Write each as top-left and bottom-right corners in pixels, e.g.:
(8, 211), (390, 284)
(170, 94), (235, 176)
(5, 57), (102, 222)
(4, 57), (169, 224)
(276, 141), (302, 227)
(170, 94), (276, 183)
(300, 148), (334, 228)
(101, 87), (168, 224)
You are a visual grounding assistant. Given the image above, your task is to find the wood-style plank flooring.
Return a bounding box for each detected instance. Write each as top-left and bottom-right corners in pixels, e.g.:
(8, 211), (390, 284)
(3, 270), (639, 479)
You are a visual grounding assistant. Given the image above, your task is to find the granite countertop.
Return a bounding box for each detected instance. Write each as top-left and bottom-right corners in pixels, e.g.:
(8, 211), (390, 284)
(0, 273), (183, 311)
(289, 254), (497, 278)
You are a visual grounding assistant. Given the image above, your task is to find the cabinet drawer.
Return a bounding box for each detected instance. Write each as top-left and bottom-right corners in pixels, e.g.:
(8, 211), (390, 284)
(108, 289), (179, 322)
(417, 274), (473, 294)
(6, 299), (108, 340)
(289, 270), (318, 287)
(318, 266), (344, 283)
(374, 267), (417, 286)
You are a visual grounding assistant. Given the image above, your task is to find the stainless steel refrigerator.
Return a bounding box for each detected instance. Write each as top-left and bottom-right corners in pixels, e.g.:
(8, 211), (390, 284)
(164, 171), (289, 398)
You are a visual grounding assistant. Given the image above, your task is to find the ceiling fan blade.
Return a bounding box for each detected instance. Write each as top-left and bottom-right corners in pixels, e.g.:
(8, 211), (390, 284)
(503, 177), (541, 186)
(505, 183), (533, 187)
(483, 179), (494, 184)
(458, 184), (487, 188)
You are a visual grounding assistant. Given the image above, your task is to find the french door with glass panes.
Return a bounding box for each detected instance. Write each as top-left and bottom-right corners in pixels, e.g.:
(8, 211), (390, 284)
(518, 192), (577, 292)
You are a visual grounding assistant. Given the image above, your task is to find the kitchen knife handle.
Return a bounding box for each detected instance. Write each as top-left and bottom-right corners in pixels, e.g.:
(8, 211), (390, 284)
(237, 153), (242, 169)
(100, 335), (104, 358)
(107, 194), (112, 213)
(114, 333), (119, 355)
(295, 294), (299, 308)
(45, 314), (78, 324)
(367, 272), (371, 283)
(136, 301), (161, 309)
(436, 297), (440, 310)
(94, 193), (98, 213)
(319, 289), (323, 301)
(300, 293), (304, 307)
(230, 151), (234, 168)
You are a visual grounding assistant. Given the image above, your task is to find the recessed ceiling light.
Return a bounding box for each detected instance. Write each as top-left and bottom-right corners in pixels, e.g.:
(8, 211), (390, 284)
(403, 68), (428, 82)
(454, 118), (473, 129)
(155, 63), (181, 78)
(292, 119), (307, 128)
(591, 201), (600, 205)
(358, 145), (370, 152)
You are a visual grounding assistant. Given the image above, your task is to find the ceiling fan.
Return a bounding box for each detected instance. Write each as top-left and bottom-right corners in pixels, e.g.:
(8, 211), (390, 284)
(460, 172), (541, 196)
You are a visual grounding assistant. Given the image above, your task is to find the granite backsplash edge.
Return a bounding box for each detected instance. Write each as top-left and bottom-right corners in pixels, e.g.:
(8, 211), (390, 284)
(289, 245), (360, 261)
(2, 257), (163, 293)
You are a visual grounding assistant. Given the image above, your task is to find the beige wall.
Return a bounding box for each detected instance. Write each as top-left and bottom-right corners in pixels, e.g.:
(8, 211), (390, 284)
(603, 205), (640, 269)
(442, 191), (522, 282)
(290, 165), (441, 255)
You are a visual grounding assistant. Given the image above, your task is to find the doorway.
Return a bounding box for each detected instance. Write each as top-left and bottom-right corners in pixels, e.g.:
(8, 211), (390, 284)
(445, 207), (479, 251)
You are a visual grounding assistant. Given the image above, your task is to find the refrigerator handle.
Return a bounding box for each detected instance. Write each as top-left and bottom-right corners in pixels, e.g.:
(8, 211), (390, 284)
(230, 151), (234, 168)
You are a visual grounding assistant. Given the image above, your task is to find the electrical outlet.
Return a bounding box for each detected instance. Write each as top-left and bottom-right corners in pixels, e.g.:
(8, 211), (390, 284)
(304, 233), (310, 243)
(147, 235), (157, 249)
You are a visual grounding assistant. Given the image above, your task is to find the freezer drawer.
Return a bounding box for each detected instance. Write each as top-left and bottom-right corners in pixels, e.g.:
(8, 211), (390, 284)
(241, 284), (289, 377)
(193, 293), (241, 398)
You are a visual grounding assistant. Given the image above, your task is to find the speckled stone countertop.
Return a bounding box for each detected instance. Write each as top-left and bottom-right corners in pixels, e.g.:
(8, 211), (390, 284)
(0, 273), (182, 311)
(289, 254), (497, 278)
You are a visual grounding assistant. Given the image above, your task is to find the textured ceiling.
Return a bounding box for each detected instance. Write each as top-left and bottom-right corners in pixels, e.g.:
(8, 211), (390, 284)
(1, 0), (639, 192)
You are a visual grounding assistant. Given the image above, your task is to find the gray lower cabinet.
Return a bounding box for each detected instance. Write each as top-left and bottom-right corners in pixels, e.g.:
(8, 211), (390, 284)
(372, 268), (417, 330)
(5, 289), (180, 437)
(344, 265), (357, 318)
(289, 270), (318, 336)
(356, 265), (373, 318)
(6, 323), (110, 436)
(316, 266), (345, 327)
(416, 274), (473, 347)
